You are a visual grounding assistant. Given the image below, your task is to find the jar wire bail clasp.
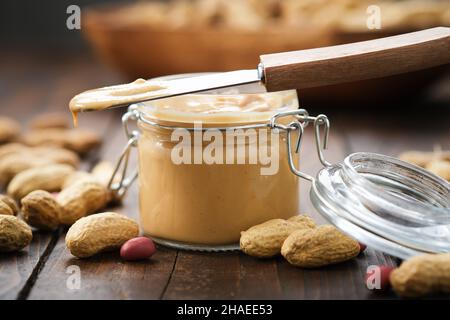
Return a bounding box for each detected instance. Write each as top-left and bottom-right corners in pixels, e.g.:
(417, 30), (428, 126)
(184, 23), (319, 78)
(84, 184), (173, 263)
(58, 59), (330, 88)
(110, 105), (334, 198)
(108, 105), (140, 199)
(270, 109), (332, 182)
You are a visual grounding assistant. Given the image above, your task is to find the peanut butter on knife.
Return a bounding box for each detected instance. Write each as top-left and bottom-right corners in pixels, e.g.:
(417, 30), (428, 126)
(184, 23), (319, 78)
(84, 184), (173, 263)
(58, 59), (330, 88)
(69, 78), (167, 126)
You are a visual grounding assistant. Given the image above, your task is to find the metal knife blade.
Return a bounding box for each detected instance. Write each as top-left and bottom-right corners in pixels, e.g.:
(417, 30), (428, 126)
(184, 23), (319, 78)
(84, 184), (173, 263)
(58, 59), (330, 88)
(71, 69), (263, 112)
(146, 69), (262, 101)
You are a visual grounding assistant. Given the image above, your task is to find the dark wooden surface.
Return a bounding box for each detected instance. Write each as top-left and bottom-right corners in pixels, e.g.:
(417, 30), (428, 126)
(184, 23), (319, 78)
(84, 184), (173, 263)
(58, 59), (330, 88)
(0, 52), (449, 300)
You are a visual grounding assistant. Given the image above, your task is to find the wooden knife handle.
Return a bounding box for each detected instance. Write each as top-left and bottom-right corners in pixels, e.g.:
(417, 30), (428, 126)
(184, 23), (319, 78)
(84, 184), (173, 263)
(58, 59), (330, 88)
(260, 27), (450, 91)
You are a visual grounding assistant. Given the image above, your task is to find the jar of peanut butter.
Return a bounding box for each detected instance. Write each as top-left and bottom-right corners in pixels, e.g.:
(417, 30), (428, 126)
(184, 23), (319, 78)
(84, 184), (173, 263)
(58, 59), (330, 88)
(114, 75), (301, 250)
(71, 72), (450, 258)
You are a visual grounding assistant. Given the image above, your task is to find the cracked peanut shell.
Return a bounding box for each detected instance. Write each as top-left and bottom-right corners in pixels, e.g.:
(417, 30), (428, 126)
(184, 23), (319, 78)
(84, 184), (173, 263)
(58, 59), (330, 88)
(0, 195), (18, 215)
(0, 147), (79, 187)
(66, 212), (139, 258)
(7, 164), (74, 200)
(22, 128), (101, 155)
(57, 180), (109, 225)
(0, 201), (14, 216)
(21, 190), (63, 230)
(281, 225), (360, 268)
(0, 215), (32, 252)
(390, 253), (450, 298)
(240, 215), (316, 258)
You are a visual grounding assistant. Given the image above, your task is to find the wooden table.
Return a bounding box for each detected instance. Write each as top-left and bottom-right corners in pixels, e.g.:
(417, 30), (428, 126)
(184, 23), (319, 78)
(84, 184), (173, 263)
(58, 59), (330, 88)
(0, 51), (449, 300)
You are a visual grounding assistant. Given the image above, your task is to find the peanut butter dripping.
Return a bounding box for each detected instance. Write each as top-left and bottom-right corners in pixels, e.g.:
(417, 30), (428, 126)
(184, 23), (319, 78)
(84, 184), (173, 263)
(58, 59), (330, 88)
(69, 78), (166, 127)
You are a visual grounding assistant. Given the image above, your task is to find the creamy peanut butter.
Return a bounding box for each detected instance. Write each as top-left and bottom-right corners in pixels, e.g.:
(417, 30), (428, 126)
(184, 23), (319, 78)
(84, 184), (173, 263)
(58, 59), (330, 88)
(137, 90), (300, 246)
(69, 76), (300, 247)
(139, 90), (298, 124)
(69, 78), (166, 126)
(139, 128), (299, 245)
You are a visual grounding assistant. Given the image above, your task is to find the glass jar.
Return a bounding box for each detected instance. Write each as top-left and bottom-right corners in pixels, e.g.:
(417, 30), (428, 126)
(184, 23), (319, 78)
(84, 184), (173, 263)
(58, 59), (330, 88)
(115, 76), (301, 250)
(111, 74), (450, 258)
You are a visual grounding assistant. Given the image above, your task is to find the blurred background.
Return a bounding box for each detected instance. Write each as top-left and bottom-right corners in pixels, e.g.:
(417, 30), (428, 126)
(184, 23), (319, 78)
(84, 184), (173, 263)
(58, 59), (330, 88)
(0, 0), (449, 107)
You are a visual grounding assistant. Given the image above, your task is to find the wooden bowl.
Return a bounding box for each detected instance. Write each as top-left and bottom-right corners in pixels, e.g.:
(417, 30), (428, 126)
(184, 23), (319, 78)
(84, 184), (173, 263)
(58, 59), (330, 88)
(83, 5), (449, 107)
(83, 7), (333, 77)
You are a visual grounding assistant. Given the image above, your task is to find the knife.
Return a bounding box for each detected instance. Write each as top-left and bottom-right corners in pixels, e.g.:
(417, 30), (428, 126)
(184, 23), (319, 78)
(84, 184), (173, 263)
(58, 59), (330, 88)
(72, 27), (450, 111)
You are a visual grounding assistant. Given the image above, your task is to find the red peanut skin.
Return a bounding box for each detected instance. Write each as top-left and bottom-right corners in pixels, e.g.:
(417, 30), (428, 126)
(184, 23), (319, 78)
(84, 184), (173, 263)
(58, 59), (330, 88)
(120, 236), (156, 261)
(378, 266), (394, 290)
(359, 243), (367, 253)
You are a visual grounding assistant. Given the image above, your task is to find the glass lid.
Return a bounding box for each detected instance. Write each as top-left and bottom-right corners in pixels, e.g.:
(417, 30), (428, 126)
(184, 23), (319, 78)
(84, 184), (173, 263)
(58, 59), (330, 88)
(311, 152), (450, 260)
(277, 110), (450, 260)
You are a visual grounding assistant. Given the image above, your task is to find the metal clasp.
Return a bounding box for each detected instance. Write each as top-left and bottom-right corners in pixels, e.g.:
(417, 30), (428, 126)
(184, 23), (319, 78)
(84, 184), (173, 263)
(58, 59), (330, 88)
(270, 109), (332, 182)
(314, 114), (331, 167)
(108, 105), (140, 199)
